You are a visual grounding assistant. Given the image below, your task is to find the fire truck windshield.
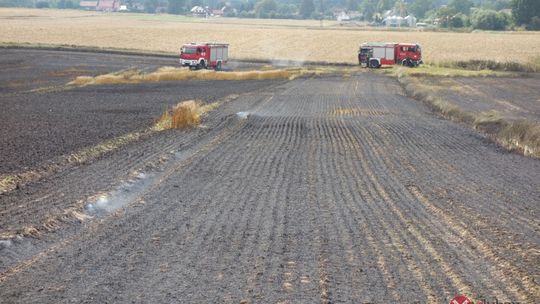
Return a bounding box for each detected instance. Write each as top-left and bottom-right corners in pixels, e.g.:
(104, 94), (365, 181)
(181, 47), (197, 54)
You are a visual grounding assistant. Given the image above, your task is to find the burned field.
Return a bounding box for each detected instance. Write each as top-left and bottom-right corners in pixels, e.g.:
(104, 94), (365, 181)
(0, 48), (175, 94)
(420, 75), (540, 123)
(0, 49), (282, 174)
(396, 70), (540, 158)
(1, 49), (539, 303)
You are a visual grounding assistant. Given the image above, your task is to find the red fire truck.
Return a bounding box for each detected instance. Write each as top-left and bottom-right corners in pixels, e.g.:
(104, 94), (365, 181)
(179, 43), (229, 70)
(358, 42), (422, 68)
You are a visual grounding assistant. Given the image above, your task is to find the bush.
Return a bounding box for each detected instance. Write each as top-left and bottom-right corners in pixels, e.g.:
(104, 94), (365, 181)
(512, 0), (540, 27)
(35, 0), (49, 7)
(471, 9), (510, 30)
(57, 0), (75, 8)
(449, 13), (467, 28)
(238, 10), (255, 18)
(0, 0), (32, 7)
(526, 16), (540, 30)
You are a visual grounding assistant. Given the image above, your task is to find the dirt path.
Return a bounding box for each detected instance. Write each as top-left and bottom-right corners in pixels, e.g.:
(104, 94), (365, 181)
(0, 72), (539, 303)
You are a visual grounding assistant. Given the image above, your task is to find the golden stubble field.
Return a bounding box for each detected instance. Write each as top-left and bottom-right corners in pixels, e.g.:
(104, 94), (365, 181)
(1, 8), (540, 64)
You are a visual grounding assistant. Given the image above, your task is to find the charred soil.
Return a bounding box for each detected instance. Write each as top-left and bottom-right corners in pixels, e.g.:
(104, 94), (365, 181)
(0, 51), (539, 304)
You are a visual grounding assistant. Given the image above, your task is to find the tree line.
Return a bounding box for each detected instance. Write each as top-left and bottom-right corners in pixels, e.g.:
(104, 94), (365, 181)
(0, 0), (538, 30)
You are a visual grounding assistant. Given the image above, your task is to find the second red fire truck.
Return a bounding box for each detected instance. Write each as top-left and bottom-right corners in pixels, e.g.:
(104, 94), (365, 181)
(179, 42), (229, 71)
(358, 42), (422, 68)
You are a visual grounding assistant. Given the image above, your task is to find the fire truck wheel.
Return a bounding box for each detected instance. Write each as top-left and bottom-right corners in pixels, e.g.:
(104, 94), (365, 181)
(197, 61), (206, 70)
(369, 59), (379, 69)
(402, 59), (413, 67)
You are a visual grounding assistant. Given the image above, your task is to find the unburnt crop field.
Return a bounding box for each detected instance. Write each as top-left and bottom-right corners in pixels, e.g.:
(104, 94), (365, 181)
(1, 8), (540, 65)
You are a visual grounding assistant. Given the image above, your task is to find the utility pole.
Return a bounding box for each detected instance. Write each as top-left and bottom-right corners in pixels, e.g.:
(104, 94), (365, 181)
(320, 0), (324, 27)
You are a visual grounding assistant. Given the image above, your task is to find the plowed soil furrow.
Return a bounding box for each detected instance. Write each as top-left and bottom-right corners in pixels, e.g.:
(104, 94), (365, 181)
(344, 81), (530, 302)
(364, 119), (539, 294)
(364, 126), (532, 296)
(354, 97), (536, 225)
(375, 121), (539, 251)
(315, 118), (402, 302)
(356, 126), (524, 300)
(0, 77), (288, 237)
(344, 127), (461, 301)
(349, 128), (488, 299)
(0, 68), (538, 304)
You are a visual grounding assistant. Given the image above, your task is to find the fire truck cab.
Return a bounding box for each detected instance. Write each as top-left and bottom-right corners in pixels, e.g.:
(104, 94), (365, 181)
(358, 42), (422, 68)
(179, 43), (229, 71)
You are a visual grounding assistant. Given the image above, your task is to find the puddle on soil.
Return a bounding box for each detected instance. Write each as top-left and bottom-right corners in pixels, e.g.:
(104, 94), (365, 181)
(85, 172), (155, 215)
(84, 147), (195, 216)
(0, 147), (198, 268)
(0, 235), (30, 270)
(0, 239), (14, 250)
(0, 235), (24, 249)
(174, 150), (191, 160)
(236, 111), (249, 119)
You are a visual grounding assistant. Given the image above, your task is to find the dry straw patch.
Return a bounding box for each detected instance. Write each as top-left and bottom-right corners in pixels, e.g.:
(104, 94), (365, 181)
(154, 100), (221, 130)
(1, 8), (540, 64)
(69, 66), (338, 86)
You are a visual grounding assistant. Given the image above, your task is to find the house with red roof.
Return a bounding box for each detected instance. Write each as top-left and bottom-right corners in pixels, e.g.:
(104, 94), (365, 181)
(96, 0), (120, 11)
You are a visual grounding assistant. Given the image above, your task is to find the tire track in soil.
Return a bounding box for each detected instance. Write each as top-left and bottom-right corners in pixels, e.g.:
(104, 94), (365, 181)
(0, 72), (538, 303)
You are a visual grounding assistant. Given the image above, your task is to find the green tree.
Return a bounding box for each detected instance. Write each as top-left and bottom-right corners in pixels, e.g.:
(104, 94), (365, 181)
(471, 9), (510, 30)
(410, 0), (433, 19)
(145, 0), (159, 13)
(481, 0), (511, 10)
(511, 0), (540, 26)
(393, 0), (407, 16)
(449, 0), (473, 15)
(255, 0), (277, 17)
(318, 0), (324, 15)
(527, 16), (540, 30)
(189, 0), (203, 7)
(277, 4), (296, 16)
(377, 0), (392, 12)
(0, 0), (23, 7)
(437, 5), (457, 26)
(168, 0), (186, 14)
(360, 0), (377, 20)
(35, 1), (48, 7)
(300, 0), (315, 18)
(449, 12), (466, 27)
(347, 0), (359, 11)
